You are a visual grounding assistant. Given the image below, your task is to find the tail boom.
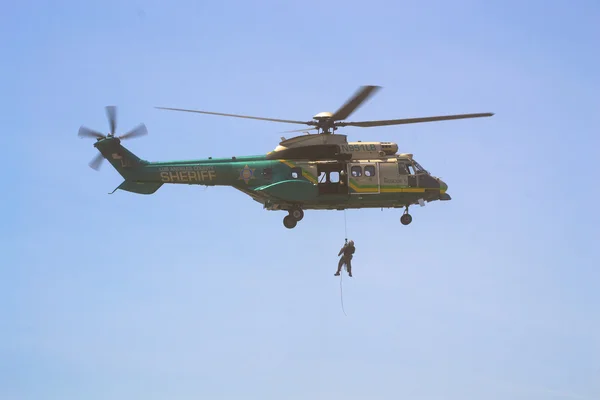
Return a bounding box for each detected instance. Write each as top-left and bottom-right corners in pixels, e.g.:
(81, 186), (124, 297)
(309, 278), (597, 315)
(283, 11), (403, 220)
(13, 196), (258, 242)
(94, 137), (274, 194)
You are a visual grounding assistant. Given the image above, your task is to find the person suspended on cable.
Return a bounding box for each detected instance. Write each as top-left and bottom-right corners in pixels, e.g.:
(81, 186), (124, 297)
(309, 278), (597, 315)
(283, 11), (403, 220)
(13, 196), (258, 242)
(335, 239), (355, 277)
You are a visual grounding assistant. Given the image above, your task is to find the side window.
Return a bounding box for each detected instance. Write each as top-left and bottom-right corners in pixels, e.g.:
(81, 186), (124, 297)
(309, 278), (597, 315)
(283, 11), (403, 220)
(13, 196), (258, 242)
(398, 163), (408, 174)
(318, 171), (327, 182)
(407, 164), (415, 175)
(291, 167), (302, 179)
(364, 165), (376, 177)
(351, 166), (362, 177)
(330, 171), (340, 183)
(262, 167), (272, 180)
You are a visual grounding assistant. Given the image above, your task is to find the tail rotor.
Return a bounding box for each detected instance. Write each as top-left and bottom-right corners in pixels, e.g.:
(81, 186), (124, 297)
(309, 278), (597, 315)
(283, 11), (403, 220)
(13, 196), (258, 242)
(78, 106), (148, 170)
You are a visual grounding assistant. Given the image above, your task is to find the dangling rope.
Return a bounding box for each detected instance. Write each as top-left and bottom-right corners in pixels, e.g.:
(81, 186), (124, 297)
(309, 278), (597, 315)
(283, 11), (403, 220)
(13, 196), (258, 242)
(340, 268), (347, 316)
(344, 209), (348, 242)
(340, 209), (348, 316)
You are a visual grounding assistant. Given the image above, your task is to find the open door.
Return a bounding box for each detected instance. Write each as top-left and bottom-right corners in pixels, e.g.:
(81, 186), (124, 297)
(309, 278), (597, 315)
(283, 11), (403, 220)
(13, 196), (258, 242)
(348, 162), (380, 194)
(317, 162), (349, 195)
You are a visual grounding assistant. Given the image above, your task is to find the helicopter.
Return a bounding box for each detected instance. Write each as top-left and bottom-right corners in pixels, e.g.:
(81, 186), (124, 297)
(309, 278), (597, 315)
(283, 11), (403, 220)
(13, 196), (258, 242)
(78, 86), (493, 229)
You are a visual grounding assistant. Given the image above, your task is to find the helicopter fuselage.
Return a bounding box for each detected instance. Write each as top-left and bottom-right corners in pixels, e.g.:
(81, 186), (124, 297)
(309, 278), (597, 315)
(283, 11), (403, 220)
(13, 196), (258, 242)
(94, 136), (449, 228)
(80, 85), (492, 229)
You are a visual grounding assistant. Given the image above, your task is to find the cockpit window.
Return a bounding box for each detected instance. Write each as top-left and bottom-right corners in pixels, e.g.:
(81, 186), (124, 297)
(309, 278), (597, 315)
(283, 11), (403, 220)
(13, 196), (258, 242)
(398, 163), (409, 174)
(413, 160), (428, 174)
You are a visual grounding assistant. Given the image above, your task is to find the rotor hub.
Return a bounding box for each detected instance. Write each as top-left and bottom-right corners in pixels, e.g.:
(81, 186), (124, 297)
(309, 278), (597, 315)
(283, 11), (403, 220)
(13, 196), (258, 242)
(313, 111), (333, 120)
(311, 112), (337, 133)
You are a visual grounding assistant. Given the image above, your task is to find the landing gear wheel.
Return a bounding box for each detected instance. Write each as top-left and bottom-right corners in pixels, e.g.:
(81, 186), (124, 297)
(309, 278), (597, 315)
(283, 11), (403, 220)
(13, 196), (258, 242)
(283, 215), (297, 229)
(290, 208), (304, 221)
(400, 213), (412, 225)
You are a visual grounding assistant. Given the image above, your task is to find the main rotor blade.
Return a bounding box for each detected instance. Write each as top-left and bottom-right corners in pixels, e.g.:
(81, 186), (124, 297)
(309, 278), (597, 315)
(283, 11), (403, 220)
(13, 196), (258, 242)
(106, 106), (117, 135)
(88, 152), (104, 170)
(155, 107), (310, 125)
(331, 85), (381, 121)
(119, 123), (148, 140)
(339, 112), (495, 127)
(280, 127), (318, 133)
(78, 126), (106, 139)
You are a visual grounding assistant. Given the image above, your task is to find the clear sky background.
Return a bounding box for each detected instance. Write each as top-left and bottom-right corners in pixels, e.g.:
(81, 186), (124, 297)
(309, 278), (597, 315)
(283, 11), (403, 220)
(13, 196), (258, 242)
(2, 0), (599, 399)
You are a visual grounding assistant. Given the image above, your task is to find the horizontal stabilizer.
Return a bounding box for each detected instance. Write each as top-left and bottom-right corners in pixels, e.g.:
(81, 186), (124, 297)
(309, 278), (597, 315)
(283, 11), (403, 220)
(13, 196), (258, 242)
(110, 180), (163, 195)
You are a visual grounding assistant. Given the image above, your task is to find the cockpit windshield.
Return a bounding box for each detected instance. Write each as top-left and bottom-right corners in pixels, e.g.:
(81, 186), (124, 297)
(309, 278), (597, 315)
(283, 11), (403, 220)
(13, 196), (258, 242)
(412, 160), (428, 174)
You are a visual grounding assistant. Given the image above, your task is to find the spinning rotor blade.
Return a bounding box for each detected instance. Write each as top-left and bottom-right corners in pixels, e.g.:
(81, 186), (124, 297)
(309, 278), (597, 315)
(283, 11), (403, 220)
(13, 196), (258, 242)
(339, 112), (495, 128)
(106, 106), (117, 135)
(78, 126), (106, 139)
(331, 85), (381, 121)
(280, 127), (318, 133)
(79, 106), (149, 172)
(119, 123), (148, 140)
(154, 87), (493, 135)
(88, 152), (104, 170)
(155, 107), (310, 126)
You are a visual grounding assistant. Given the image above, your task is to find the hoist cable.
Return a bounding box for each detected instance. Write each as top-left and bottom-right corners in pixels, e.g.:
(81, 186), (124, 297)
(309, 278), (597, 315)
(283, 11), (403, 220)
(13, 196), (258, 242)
(340, 209), (348, 316)
(344, 208), (348, 242)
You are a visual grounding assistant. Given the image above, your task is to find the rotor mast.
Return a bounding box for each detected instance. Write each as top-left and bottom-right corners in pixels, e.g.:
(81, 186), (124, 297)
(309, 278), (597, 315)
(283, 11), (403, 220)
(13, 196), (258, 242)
(312, 112), (336, 134)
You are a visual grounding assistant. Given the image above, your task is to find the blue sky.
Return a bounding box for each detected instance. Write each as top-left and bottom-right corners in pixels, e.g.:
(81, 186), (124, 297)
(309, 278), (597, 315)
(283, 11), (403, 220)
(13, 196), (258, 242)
(2, 0), (599, 399)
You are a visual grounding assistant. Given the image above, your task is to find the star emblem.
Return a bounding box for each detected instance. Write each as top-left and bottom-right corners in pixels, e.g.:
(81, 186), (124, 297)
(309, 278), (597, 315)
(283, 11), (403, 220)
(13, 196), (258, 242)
(239, 164), (256, 184)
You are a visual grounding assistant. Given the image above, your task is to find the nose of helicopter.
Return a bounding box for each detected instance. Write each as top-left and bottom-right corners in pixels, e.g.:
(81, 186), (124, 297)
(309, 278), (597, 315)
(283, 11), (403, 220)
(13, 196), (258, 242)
(437, 178), (451, 201)
(439, 179), (448, 191)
